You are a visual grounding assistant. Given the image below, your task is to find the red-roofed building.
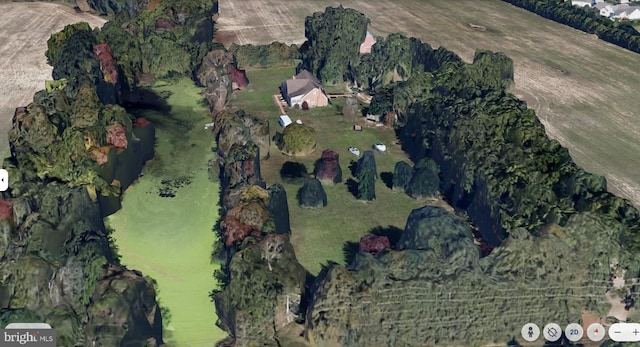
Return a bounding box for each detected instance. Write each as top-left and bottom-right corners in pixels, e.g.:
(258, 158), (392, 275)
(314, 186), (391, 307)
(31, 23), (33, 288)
(359, 31), (376, 54)
(227, 65), (249, 90)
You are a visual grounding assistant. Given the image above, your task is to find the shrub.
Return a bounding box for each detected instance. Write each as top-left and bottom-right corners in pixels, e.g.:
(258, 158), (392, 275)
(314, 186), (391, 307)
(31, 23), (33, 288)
(297, 178), (327, 209)
(281, 123), (317, 156)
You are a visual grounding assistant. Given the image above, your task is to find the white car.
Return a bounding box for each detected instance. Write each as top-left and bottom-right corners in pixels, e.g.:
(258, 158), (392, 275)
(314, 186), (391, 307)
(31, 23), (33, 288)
(349, 147), (360, 156)
(373, 143), (386, 152)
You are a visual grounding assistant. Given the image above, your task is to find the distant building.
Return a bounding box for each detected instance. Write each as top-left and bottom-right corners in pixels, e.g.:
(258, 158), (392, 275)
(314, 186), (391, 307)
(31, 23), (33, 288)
(280, 70), (329, 108)
(227, 65), (249, 90)
(359, 31), (376, 54)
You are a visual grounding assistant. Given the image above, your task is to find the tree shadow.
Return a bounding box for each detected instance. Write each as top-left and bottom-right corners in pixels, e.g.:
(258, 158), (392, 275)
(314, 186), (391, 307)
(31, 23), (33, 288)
(348, 160), (358, 177)
(368, 225), (404, 246)
(122, 88), (171, 113)
(312, 158), (322, 176)
(345, 178), (358, 198)
(280, 161), (308, 184)
(380, 171), (393, 189)
(342, 241), (360, 267)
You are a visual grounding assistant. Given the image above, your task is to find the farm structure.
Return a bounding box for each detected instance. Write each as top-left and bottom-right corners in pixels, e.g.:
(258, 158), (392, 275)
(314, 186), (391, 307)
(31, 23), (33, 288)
(280, 70), (329, 108)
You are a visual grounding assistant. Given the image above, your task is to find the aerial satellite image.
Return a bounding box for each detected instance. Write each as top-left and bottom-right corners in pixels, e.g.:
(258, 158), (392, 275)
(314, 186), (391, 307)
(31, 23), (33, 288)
(1, 0), (640, 346)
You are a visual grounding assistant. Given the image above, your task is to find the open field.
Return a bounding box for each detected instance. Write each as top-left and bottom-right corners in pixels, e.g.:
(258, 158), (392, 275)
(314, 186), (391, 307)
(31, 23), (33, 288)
(216, 0), (640, 207)
(0, 2), (106, 154)
(231, 68), (444, 274)
(108, 78), (225, 346)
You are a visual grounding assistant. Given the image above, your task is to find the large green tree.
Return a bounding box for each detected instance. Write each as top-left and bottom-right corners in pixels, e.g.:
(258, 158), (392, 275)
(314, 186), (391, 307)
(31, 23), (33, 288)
(300, 6), (369, 84)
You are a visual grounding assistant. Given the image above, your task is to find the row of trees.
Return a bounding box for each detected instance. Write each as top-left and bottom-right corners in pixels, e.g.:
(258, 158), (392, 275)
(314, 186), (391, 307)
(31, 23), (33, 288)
(503, 0), (640, 53)
(396, 58), (639, 250)
(228, 42), (299, 69)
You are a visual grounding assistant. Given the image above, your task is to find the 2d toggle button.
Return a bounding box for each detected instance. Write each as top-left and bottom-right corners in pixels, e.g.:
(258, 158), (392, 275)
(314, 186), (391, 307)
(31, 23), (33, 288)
(0, 169), (7, 191)
(609, 323), (640, 342)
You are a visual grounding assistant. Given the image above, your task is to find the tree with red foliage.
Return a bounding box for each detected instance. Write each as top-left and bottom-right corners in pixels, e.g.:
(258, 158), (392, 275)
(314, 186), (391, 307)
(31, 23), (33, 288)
(93, 43), (118, 85)
(220, 215), (259, 247)
(0, 200), (13, 222)
(133, 117), (150, 128)
(359, 234), (390, 255)
(314, 149), (342, 184)
(106, 123), (128, 149)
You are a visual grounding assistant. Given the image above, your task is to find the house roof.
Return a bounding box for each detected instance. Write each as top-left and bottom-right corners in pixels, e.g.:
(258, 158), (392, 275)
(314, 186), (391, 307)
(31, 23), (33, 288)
(294, 70), (320, 84)
(283, 78), (322, 98)
(227, 65), (249, 89)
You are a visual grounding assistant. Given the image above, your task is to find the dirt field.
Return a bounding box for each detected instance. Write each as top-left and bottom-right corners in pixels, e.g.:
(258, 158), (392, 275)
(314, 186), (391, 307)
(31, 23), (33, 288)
(216, 0), (640, 207)
(0, 2), (106, 154)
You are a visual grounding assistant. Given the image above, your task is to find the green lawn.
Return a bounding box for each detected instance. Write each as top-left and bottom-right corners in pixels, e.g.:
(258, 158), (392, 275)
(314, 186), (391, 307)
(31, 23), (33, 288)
(231, 68), (446, 275)
(107, 78), (225, 346)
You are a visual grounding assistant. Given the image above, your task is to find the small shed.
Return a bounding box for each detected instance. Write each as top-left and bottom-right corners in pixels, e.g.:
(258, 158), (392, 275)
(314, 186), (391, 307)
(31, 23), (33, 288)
(366, 114), (381, 122)
(204, 122), (215, 129)
(279, 115), (292, 128)
(353, 125), (362, 131)
(227, 65), (249, 90)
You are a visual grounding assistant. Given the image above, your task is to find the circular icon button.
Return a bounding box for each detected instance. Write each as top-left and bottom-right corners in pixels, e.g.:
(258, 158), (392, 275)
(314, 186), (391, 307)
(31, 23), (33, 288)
(587, 323), (606, 342)
(543, 323), (562, 342)
(521, 323), (540, 342)
(565, 323), (584, 342)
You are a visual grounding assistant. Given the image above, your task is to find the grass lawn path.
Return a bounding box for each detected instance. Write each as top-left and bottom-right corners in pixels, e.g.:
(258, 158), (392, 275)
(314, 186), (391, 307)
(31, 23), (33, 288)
(107, 78), (226, 346)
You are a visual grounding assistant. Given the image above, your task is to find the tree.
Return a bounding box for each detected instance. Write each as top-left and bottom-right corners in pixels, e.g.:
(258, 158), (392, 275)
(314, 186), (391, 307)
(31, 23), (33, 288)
(268, 184), (291, 235)
(392, 161), (413, 192)
(261, 233), (286, 271)
(297, 178), (327, 208)
(281, 123), (317, 156)
(405, 158), (440, 200)
(357, 167), (376, 201)
(342, 97), (359, 121)
(300, 6), (370, 84)
(356, 150), (378, 179)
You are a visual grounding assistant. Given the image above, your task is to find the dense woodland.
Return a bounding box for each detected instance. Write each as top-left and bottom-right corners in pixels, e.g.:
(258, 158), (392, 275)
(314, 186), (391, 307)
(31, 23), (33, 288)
(503, 0), (640, 53)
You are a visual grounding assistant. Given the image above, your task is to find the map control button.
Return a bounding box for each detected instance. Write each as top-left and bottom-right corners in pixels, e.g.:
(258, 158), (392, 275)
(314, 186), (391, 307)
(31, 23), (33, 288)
(543, 323), (562, 342)
(565, 323), (584, 342)
(521, 323), (540, 342)
(586, 323), (605, 342)
(0, 169), (8, 191)
(609, 323), (640, 342)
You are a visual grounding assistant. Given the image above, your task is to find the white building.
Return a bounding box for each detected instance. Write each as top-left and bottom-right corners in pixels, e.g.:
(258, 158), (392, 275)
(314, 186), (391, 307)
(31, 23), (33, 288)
(279, 115), (292, 128)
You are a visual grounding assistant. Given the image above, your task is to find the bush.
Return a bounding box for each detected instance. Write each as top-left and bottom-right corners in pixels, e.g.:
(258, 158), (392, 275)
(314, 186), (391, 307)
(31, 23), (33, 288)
(281, 123), (317, 156)
(297, 178), (327, 209)
(356, 150), (378, 179)
(392, 161), (413, 192)
(357, 167), (376, 201)
(406, 158), (440, 200)
(280, 161), (309, 184)
(314, 149), (342, 185)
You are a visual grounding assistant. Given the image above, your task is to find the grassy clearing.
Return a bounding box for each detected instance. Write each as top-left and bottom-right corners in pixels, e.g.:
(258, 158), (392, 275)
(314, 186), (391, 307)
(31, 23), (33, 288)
(216, 0), (640, 207)
(107, 78), (225, 346)
(231, 68), (441, 275)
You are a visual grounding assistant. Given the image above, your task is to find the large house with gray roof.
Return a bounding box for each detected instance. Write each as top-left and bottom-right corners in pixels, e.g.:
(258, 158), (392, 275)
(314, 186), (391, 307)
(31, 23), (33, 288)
(280, 70), (329, 108)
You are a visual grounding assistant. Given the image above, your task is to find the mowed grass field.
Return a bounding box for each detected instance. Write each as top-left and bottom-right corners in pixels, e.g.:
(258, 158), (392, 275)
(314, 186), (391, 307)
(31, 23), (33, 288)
(216, 0), (640, 207)
(0, 2), (106, 154)
(231, 68), (442, 275)
(107, 78), (225, 346)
